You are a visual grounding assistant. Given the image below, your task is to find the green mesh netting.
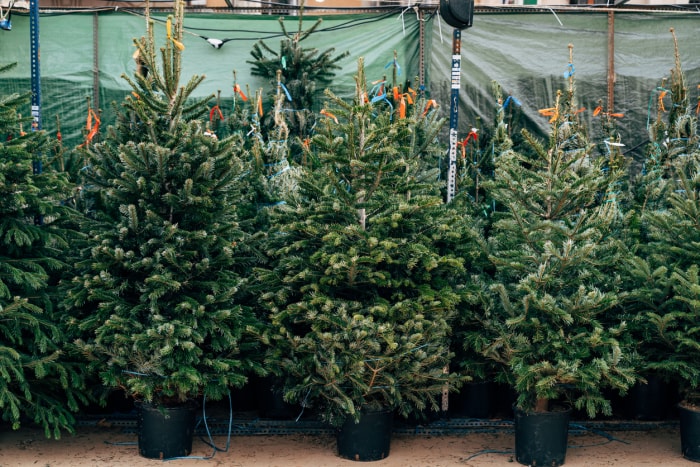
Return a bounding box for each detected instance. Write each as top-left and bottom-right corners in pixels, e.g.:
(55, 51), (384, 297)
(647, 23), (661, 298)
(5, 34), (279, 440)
(1, 9), (699, 159)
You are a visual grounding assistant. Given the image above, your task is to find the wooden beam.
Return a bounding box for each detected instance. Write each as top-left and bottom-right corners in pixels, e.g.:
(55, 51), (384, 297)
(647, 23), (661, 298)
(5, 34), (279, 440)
(607, 10), (615, 113)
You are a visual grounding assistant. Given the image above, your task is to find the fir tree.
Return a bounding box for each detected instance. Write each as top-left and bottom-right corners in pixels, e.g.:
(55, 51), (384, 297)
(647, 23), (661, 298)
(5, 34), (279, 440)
(467, 46), (636, 416)
(632, 28), (695, 216)
(248, 6), (349, 161)
(255, 59), (477, 426)
(0, 63), (88, 438)
(622, 31), (700, 393)
(451, 82), (520, 385)
(592, 98), (626, 175)
(624, 146), (700, 399)
(61, 1), (260, 405)
(465, 82), (518, 216)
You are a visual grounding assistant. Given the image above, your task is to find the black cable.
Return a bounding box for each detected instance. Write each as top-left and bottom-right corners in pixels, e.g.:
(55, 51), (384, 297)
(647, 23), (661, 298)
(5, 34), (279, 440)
(117, 6), (409, 48)
(569, 423), (631, 446)
(129, 7), (401, 35)
(462, 449), (514, 462)
(622, 138), (650, 156)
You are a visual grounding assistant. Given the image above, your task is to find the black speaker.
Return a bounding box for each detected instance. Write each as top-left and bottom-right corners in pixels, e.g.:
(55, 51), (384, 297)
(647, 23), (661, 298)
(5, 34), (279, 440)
(440, 0), (474, 29)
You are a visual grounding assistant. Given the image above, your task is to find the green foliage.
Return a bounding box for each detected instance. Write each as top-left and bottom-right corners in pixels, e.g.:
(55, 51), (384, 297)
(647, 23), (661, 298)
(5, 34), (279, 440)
(620, 30), (700, 398)
(452, 82), (516, 382)
(248, 9), (349, 160)
(466, 47), (636, 417)
(255, 59), (478, 426)
(61, 3), (261, 405)
(456, 81), (523, 217)
(0, 63), (88, 438)
(624, 149), (700, 397)
(632, 29), (697, 217)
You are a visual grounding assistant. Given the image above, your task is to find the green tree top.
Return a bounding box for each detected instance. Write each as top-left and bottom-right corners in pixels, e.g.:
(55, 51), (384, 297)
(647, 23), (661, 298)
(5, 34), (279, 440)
(633, 28), (697, 216)
(248, 6), (349, 161)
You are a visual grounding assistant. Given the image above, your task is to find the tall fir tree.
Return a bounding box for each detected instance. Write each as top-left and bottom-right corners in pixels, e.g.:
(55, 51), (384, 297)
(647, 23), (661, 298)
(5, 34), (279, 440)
(622, 29), (700, 393)
(465, 45), (636, 416)
(623, 152), (700, 395)
(255, 58), (479, 426)
(451, 81), (520, 385)
(61, 1), (261, 405)
(0, 63), (88, 438)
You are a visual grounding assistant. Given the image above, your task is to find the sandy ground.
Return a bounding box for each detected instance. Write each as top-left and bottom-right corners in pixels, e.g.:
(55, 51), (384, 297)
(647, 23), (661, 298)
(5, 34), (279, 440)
(0, 421), (691, 467)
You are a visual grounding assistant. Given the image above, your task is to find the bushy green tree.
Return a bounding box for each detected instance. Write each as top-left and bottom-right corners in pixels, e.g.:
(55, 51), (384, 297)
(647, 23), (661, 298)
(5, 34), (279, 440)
(254, 59), (478, 426)
(622, 29), (700, 397)
(0, 63), (88, 438)
(624, 149), (700, 400)
(465, 46), (636, 417)
(61, 2), (260, 405)
(450, 82), (521, 386)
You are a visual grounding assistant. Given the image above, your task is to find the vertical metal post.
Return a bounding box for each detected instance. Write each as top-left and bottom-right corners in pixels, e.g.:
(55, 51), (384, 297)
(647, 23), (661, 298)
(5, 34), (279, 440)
(441, 28), (463, 415)
(30, 0), (41, 135)
(418, 9), (425, 95)
(30, 0), (43, 225)
(607, 11), (615, 113)
(446, 28), (461, 204)
(93, 11), (100, 111)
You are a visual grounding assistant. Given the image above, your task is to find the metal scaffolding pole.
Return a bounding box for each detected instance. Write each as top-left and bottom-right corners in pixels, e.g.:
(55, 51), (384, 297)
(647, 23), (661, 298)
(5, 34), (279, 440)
(446, 28), (461, 204)
(30, 0), (43, 225)
(30, 0), (41, 135)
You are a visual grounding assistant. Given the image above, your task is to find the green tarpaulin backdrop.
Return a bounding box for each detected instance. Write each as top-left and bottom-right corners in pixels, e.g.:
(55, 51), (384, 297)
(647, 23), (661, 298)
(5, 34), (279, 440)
(430, 11), (700, 161)
(0, 10), (422, 145)
(0, 9), (698, 157)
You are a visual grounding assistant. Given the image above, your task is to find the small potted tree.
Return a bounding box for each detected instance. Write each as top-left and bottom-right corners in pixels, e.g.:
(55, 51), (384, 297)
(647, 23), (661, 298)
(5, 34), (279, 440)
(463, 46), (637, 466)
(254, 59), (478, 461)
(61, 1), (260, 459)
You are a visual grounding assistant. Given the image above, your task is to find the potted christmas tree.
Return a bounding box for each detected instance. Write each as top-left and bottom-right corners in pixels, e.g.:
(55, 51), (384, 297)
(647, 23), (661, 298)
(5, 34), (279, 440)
(450, 81), (518, 419)
(0, 63), (89, 438)
(254, 58), (476, 461)
(622, 29), (700, 461)
(61, 1), (260, 459)
(617, 28), (696, 422)
(464, 46), (636, 466)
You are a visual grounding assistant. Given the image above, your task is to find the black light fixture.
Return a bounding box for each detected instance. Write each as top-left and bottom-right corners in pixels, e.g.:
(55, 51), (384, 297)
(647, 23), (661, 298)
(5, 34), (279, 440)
(439, 0), (474, 30)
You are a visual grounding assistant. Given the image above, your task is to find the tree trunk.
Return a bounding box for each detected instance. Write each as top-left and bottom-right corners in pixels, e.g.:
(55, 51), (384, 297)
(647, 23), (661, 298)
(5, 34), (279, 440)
(535, 398), (549, 412)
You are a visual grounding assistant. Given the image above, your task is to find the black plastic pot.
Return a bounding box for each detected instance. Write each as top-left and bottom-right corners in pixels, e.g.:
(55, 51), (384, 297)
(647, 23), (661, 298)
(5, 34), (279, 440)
(137, 401), (198, 460)
(337, 408), (393, 461)
(624, 375), (674, 421)
(514, 405), (571, 467)
(679, 401), (700, 462)
(229, 378), (260, 413)
(449, 381), (492, 418)
(257, 376), (298, 419)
